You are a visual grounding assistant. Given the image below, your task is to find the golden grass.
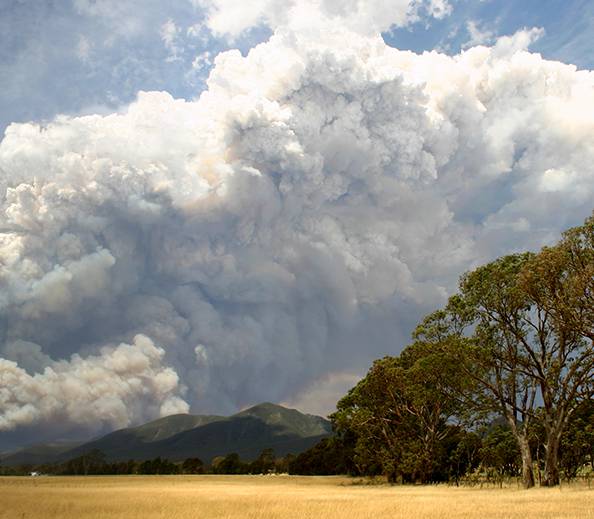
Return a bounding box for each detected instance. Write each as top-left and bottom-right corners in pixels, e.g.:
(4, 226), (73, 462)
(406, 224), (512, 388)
(1, 475), (593, 519)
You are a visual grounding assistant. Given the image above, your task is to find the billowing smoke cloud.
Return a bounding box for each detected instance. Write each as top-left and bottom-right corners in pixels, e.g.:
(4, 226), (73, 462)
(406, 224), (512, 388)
(1, 9), (594, 440)
(0, 335), (188, 431)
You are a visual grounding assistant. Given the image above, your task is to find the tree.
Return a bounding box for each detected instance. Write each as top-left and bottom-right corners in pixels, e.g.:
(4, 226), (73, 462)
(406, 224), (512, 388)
(274, 453), (295, 474)
(416, 253), (541, 488)
(213, 453), (248, 474)
(558, 399), (594, 480)
(288, 435), (359, 476)
(442, 429), (482, 485)
(332, 357), (404, 481)
(416, 213), (594, 487)
(182, 457), (204, 474)
(249, 448), (276, 474)
(478, 425), (521, 484)
(518, 214), (594, 485)
(62, 449), (107, 475)
(521, 214), (594, 344)
(332, 341), (469, 483)
(138, 457), (178, 475)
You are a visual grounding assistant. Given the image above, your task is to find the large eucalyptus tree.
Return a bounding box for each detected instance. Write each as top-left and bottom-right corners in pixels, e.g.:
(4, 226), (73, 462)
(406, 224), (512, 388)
(415, 213), (594, 487)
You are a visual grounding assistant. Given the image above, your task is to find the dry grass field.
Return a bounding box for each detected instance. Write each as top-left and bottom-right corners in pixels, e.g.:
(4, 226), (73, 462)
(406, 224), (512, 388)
(1, 475), (593, 519)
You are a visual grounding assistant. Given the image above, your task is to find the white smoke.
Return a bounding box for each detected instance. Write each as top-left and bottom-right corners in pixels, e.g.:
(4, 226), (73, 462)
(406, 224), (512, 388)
(0, 335), (188, 431)
(1, 11), (594, 437)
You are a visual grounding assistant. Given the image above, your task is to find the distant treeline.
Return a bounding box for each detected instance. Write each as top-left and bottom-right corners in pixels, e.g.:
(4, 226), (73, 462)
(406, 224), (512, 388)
(0, 447), (292, 477)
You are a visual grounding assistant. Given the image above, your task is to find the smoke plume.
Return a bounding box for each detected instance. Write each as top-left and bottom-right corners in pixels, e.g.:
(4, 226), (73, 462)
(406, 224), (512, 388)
(1, 6), (593, 439)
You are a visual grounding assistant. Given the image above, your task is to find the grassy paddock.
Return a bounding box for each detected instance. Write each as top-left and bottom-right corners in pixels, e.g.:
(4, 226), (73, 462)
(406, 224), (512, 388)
(1, 475), (593, 519)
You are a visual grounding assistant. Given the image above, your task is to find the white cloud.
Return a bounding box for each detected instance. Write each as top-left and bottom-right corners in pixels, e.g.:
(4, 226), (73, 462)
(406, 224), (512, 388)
(161, 19), (183, 62)
(196, 0), (453, 39)
(463, 20), (496, 49)
(426, 0), (452, 19)
(492, 26), (545, 58)
(191, 51), (213, 72)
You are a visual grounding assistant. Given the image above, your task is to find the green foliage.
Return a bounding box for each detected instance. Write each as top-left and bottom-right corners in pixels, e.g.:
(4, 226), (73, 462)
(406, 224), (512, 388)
(558, 399), (594, 479)
(138, 457), (179, 475)
(441, 429), (482, 484)
(181, 457), (204, 474)
(210, 449), (294, 475)
(212, 453), (248, 474)
(249, 448), (276, 474)
(478, 426), (521, 481)
(61, 449), (108, 476)
(331, 341), (473, 483)
(288, 435), (359, 476)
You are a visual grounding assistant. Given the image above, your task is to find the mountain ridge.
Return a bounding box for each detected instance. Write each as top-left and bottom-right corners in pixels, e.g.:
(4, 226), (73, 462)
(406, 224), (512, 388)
(1, 403), (331, 466)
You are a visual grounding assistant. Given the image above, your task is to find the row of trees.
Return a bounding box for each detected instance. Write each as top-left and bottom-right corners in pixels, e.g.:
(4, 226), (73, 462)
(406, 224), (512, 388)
(292, 403), (593, 485)
(211, 448), (295, 474)
(0, 448), (290, 476)
(311, 361), (593, 484)
(0, 450), (205, 476)
(328, 213), (594, 487)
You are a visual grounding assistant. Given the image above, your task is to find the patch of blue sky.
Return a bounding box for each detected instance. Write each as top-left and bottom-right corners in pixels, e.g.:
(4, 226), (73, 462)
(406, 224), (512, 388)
(383, 0), (594, 69)
(0, 0), (268, 132)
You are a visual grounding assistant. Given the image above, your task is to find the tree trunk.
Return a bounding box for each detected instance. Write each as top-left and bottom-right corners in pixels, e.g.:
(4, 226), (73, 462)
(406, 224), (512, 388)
(387, 470), (397, 484)
(518, 436), (535, 488)
(506, 414), (535, 489)
(543, 435), (560, 487)
(535, 443), (542, 486)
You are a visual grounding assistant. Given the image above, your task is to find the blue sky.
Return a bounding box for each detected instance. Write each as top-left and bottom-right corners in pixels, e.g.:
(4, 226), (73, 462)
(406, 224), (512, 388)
(386, 0), (594, 65)
(1, 0), (592, 134)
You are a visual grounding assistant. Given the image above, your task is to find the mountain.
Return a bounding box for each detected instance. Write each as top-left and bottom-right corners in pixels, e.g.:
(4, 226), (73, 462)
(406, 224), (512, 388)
(1, 403), (332, 466)
(0, 440), (85, 467)
(142, 402), (332, 463)
(57, 412), (227, 463)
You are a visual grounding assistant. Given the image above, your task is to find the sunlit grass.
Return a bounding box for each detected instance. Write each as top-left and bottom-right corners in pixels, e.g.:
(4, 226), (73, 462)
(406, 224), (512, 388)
(1, 475), (593, 519)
